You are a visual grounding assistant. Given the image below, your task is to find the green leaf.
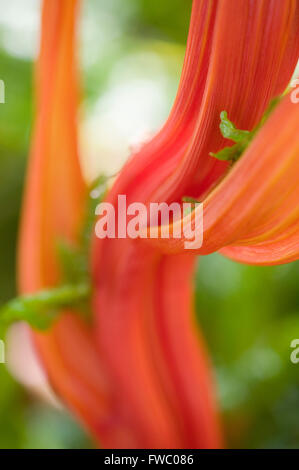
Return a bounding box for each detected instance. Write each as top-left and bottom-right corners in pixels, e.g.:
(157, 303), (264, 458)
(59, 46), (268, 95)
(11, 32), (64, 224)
(219, 111), (251, 143)
(0, 174), (108, 331)
(210, 144), (243, 162)
(211, 98), (281, 163)
(0, 284), (90, 330)
(56, 240), (88, 284)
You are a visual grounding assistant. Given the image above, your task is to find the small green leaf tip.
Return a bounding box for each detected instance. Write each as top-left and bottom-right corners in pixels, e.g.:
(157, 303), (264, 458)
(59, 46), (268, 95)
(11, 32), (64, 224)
(211, 97), (281, 163)
(219, 111), (251, 143)
(210, 112), (252, 162)
(0, 283), (90, 330)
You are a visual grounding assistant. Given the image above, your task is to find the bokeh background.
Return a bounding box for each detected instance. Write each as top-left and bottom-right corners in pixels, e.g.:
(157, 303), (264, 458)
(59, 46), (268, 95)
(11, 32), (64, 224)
(0, 0), (299, 449)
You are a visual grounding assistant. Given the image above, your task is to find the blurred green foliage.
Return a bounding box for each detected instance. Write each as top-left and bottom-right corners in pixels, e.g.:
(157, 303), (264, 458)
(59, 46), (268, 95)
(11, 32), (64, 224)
(196, 256), (299, 448)
(131, 0), (192, 42)
(0, 0), (298, 449)
(0, 52), (31, 304)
